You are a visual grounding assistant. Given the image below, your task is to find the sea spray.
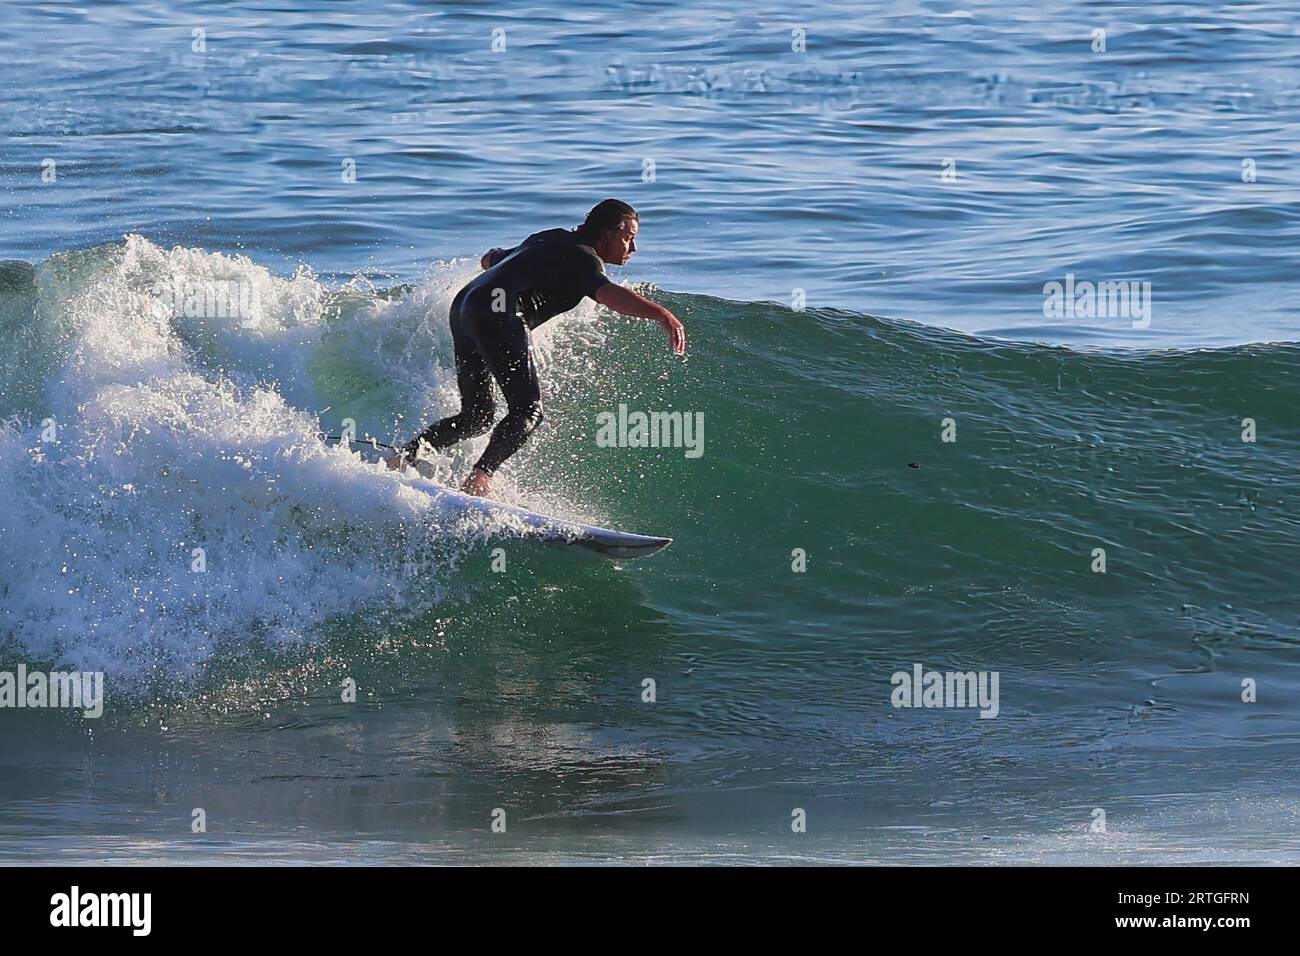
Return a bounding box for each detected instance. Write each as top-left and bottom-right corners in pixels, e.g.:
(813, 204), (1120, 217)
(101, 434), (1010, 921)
(0, 238), (616, 694)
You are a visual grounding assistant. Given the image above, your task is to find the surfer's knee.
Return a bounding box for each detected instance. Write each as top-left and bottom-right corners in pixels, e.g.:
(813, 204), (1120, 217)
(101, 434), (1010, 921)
(464, 406), (495, 437)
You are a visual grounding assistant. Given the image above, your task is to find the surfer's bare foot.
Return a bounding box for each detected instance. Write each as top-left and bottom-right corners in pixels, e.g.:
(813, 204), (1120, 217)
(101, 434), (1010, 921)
(460, 467), (492, 498)
(385, 453), (405, 470)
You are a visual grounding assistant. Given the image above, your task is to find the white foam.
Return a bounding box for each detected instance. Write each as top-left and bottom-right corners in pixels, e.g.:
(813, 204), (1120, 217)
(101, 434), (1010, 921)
(0, 237), (613, 690)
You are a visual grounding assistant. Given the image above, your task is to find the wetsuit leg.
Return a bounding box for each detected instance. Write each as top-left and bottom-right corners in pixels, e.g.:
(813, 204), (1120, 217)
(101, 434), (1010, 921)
(402, 304), (497, 461)
(465, 310), (544, 477)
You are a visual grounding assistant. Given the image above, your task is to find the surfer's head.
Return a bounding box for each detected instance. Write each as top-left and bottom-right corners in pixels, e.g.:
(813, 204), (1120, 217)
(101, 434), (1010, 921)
(578, 199), (639, 266)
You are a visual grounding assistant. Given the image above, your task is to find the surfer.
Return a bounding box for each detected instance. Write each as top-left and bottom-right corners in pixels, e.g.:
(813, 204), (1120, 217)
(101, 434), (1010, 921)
(387, 199), (687, 497)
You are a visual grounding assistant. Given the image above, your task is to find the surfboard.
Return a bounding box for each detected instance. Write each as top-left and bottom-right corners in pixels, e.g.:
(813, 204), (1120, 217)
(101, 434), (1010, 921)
(324, 436), (672, 559)
(399, 472), (673, 559)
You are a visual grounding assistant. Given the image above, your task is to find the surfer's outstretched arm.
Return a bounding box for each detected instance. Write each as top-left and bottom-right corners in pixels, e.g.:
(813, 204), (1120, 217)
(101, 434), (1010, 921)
(595, 283), (686, 354)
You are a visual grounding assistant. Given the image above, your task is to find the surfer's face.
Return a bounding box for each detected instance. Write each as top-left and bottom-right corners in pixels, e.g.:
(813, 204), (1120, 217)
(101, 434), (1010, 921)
(595, 218), (638, 266)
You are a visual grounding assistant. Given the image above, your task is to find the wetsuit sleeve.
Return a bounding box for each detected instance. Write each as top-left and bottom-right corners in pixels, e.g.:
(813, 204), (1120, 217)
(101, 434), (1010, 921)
(488, 230), (551, 267)
(574, 248), (611, 299)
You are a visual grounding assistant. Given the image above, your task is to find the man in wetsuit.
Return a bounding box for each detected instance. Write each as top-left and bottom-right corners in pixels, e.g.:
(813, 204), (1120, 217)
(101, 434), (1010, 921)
(387, 199), (687, 498)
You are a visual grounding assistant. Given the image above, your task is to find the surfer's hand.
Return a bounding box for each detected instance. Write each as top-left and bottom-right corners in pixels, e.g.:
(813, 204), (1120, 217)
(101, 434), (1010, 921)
(385, 453), (405, 470)
(593, 285), (685, 354)
(660, 312), (686, 355)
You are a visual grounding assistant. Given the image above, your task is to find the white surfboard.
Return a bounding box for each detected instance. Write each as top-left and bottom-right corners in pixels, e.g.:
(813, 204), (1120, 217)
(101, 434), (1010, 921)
(400, 472), (673, 559)
(324, 436), (672, 559)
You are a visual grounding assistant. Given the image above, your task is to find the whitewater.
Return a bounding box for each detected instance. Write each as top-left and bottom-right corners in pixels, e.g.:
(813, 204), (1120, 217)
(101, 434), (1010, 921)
(0, 236), (622, 686)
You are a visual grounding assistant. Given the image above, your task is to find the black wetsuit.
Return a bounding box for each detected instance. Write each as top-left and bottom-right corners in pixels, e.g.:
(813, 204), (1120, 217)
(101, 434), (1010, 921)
(401, 228), (611, 475)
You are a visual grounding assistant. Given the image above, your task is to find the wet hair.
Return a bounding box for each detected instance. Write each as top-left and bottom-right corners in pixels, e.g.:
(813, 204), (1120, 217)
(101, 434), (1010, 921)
(575, 199), (638, 243)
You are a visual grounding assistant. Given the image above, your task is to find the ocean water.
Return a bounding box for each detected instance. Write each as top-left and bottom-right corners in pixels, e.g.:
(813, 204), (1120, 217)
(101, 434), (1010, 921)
(2, 1), (1298, 864)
